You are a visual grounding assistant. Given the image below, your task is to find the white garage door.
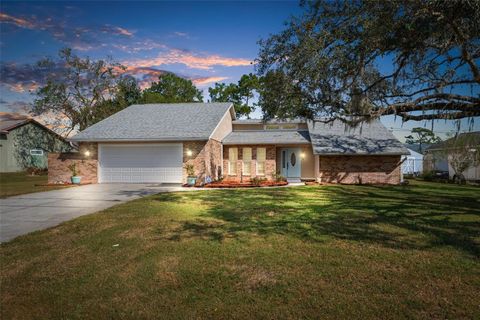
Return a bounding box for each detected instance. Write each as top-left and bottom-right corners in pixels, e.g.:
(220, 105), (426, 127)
(99, 144), (183, 183)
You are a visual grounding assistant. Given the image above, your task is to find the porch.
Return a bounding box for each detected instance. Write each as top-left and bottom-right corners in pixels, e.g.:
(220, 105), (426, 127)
(222, 145), (317, 182)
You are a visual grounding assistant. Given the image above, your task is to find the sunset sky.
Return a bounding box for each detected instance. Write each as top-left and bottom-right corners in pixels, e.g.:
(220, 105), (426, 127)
(0, 1), (478, 140)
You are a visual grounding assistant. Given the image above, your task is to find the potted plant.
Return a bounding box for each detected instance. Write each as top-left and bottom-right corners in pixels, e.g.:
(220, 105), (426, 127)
(68, 162), (82, 184)
(185, 164), (196, 186)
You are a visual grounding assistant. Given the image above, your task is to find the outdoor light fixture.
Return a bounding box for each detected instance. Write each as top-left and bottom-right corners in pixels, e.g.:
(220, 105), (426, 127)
(186, 149), (193, 156)
(84, 150), (91, 157)
(301, 152), (306, 159)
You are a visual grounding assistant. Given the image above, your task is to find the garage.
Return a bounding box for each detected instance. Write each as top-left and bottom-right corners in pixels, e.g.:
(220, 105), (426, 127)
(98, 144), (183, 183)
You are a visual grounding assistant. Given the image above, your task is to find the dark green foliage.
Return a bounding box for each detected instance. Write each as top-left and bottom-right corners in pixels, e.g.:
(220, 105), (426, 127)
(405, 128), (442, 153)
(256, 0), (480, 123)
(141, 73), (203, 103)
(209, 73), (259, 118)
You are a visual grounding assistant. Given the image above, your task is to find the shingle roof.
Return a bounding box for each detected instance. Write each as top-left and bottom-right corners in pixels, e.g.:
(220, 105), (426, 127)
(71, 103), (234, 142)
(0, 118), (68, 142)
(232, 118), (306, 124)
(0, 119), (31, 132)
(426, 131), (480, 151)
(223, 130), (311, 145)
(307, 119), (409, 155)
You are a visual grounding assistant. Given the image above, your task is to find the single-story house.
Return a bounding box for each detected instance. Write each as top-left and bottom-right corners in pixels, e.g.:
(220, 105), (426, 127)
(401, 148), (423, 175)
(48, 102), (409, 185)
(424, 131), (480, 181)
(0, 118), (73, 172)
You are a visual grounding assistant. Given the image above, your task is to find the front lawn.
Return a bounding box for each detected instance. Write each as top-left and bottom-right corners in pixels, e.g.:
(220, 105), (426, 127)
(1, 181), (479, 319)
(0, 172), (71, 198)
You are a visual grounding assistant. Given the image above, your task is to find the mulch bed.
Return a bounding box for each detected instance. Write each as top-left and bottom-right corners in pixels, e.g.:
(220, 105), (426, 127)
(203, 181), (289, 188)
(34, 183), (85, 187)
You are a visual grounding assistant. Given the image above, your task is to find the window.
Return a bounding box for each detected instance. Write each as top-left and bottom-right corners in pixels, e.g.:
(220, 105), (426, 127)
(265, 124), (280, 130)
(30, 149), (44, 156)
(257, 147), (266, 175)
(282, 124), (297, 130)
(228, 147), (238, 175)
(242, 147), (252, 175)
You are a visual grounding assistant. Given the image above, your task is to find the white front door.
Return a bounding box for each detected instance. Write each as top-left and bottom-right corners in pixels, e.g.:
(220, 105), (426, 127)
(98, 144), (183, 183)
(280, 148), (301, 179)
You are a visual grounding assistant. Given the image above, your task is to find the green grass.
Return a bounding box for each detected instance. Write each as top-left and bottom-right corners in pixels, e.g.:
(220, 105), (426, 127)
(1, 180), (479, 319)
(0, 172), (72, 198)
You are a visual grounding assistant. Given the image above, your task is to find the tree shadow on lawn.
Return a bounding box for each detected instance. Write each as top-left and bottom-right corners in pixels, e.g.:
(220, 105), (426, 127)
(153, 185), (480, 257)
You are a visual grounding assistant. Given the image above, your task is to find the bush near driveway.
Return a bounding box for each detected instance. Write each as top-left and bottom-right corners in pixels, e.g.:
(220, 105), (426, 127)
(1, 181), (479, 319)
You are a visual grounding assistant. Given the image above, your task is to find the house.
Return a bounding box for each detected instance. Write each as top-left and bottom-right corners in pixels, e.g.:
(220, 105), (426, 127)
(424, 131), (480, 181)
(0, 118), (73, 172)
(401, 148), (423, 175)
(48, 103), (409, 185)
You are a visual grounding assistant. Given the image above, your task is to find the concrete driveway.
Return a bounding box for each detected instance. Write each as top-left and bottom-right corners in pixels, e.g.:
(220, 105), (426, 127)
(0, 183), (189, 243)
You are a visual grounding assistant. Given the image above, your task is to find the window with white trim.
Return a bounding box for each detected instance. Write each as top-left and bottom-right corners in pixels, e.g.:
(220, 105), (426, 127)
(256, 147), (266, 175)
(228, 147), (238, 175)
(242, 147), (252, 175)
(30, 149), (44, 156)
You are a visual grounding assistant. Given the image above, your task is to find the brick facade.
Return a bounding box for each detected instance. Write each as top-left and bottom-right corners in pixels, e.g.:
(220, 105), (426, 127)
(222, 145), (276, 181)
(48, 142), (98, 184)
(183, 139), (222, 183)
(318, 155), (402, 184)
(48, 141), (402, 185)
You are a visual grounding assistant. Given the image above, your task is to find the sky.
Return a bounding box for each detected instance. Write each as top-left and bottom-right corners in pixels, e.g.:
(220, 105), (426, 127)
(0, 1), (478, 141)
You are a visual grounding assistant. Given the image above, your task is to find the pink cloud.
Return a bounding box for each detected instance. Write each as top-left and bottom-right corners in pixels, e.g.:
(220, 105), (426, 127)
(126, 49), (252, 70)
(0, 12), (36, 29)
(192, 76), (229, 86)
(116, 27), (134, 37)
(4, 82), (39, 93)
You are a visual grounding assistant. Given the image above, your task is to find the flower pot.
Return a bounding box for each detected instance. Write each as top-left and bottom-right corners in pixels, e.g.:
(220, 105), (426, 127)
(187, 177), (196, 186)
(71, 176), (82, 184)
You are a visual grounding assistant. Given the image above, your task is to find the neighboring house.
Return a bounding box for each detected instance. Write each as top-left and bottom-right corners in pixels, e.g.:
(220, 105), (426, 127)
(48, 103), (409, 185)
(401, 148), (423, 175)
(0, 118), (73, 172)
(424, 131), (480, 181)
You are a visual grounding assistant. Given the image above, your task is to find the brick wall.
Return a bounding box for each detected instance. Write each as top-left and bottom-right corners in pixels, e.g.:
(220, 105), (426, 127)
(183, 139), (222, 183)
(318, 155), (402, 185)
(48, 143), (98, 184)
(222, 145), (276, 181)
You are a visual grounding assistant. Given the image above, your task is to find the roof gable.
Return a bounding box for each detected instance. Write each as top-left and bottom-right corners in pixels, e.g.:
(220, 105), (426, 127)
(71, 103), (234, 142)
(0, 118), (68, 142)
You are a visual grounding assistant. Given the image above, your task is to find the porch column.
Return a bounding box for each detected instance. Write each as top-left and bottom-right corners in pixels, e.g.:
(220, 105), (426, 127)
(314, 155), (320, 183)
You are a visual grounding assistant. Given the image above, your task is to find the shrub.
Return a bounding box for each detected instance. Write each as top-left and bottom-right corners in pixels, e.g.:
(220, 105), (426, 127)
(272, 173), (287, 182)
(184, 164), (195, 177)
(67, 162), (81, 176)
(419, 171), (435, 181)
(251, 177), (267, 186)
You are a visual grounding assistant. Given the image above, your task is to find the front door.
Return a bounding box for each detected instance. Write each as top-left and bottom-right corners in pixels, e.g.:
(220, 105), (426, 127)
(281, 148), (301, 178)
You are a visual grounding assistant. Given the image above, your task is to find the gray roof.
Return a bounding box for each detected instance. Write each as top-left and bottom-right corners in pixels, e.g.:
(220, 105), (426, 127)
(223, 130), (311, 145)
(71, 103), (234, 142)
(232, 118), (306, 124)
(426, 131), (480, 151)
(308, 119), (409, 155)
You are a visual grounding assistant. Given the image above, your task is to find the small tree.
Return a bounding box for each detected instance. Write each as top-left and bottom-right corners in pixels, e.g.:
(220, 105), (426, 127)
(405, 128), (441, 153)
(67, 162), (81, 177)
(442, 133), (480, 183)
